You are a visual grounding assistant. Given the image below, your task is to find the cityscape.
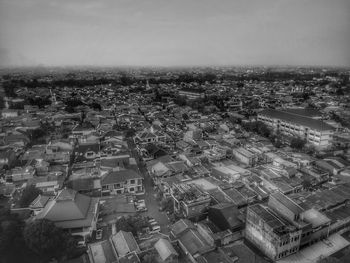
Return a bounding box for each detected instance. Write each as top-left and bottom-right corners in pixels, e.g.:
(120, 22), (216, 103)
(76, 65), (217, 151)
(1, 1), (350, 263)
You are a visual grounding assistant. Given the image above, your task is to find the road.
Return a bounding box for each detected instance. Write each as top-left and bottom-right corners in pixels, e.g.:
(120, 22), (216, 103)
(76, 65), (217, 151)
(127, 139), (170, 234)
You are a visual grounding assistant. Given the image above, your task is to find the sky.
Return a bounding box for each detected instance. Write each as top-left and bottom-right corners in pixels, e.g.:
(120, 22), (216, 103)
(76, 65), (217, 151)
(0, 0), (349, 67)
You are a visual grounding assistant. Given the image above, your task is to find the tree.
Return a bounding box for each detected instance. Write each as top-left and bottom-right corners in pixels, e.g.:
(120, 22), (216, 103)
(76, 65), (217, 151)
(90, 102), (102, 111)
(125, 128), (136, 138)
(0, 207), (38, 263)
(116, 216), (150, 236)
(257, 122), (271, 137)
(160, 197), (174, 214)
(18, 185), (42, 208)
(0, 96), (4, 109)
(115, 216), (133, 233)
(23, 219), (75, 262)
(290, 137), (306, 150)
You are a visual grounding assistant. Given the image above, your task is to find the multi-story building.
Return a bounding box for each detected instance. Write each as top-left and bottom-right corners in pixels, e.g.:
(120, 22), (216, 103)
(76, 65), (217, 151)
(101, 169), (144, 195)
(257, 109), (335, 149)
(171, 183), (211, 219)
(246, 192), (332, 261)
(245, 203), (302, 261)
(178, 89), (205, 100)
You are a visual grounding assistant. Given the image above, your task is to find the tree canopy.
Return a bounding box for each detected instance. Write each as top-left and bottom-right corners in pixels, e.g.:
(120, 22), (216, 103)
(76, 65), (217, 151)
(290, 137), (306, 150)
(23, 219), (75, 262)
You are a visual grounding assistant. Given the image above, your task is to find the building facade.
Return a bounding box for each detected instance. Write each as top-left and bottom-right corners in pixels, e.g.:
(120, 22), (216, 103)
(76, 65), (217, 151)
(257, 109), (334, 149)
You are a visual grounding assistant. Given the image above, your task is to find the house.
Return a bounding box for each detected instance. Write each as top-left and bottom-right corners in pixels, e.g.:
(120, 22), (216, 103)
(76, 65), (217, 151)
(208, 203), (244, 233)
(100, 155), (130, 171)
(142, 143), (168, 160)
(134, 130), (165, 145)
(0, 149), (16, 168)
(75, 143), (100, 162)
(4, 133), (30, 147)
(35, 180), (60, 195)
(170, 219), (215, 263)
(29, 194), (51, 215)
(72, 124), (95, 140)
(7, 166), (35, 182)
(110, 230), (140, 258)
(232, 147), (258, 166)
(1, 109), (18, 118)
(67, 178), (101, 196)
(101, 169), (143, 195)
(171, 183), (211, 219)
(35, 188), (99, 242)
(154, 238), (178, 263)
(0, 183), (16, 198)
(87, 240), (118, 263)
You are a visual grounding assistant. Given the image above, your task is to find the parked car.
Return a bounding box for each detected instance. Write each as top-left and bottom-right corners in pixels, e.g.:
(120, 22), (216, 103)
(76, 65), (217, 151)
(96, 229), (103, 240)
(148, 218), (156, 224)
(149, 225), (161, 234)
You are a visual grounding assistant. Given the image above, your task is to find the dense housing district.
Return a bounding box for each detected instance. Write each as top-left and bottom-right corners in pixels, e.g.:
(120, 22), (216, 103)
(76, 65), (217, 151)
(0, 66), (350, 263)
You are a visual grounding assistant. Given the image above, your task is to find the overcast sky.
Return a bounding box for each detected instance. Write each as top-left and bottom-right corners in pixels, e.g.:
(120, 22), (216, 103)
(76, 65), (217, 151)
(0, 0), (349, 67)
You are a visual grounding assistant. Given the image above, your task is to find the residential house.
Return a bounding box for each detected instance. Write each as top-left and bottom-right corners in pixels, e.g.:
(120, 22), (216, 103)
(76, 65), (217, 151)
(101, 169), (143, 195)
(110, 230), (140, 258)
(35, 188), (99, 242)
(75, 143), (100, 162)
(154, 238), (178, 263)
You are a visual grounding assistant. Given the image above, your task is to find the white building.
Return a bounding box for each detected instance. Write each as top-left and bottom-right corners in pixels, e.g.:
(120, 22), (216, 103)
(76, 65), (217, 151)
(258, 109), (335, 149)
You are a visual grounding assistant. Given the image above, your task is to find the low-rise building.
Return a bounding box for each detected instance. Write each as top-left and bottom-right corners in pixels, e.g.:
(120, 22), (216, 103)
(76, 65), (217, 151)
(35, 188), (99, 242)
(101, 169), (143, 195)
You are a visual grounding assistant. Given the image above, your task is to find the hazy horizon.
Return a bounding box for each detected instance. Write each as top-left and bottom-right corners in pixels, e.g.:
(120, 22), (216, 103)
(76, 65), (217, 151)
(1, 0), (349, 68)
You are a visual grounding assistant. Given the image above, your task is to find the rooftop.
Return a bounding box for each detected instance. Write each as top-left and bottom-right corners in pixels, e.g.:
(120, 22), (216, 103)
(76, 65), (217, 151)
(259, 109), (334, 131)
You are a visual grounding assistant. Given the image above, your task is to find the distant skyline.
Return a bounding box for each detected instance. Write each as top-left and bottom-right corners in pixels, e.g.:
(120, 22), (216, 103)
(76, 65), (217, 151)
(0, 0), (349, 67)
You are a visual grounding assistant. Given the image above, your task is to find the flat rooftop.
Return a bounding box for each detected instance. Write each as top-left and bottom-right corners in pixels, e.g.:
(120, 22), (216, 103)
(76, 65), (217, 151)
(278, 234), (350, 263)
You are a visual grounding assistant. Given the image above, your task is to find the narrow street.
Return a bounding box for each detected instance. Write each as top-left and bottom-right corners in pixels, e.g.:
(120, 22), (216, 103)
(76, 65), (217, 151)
(127, 139), (170, 234)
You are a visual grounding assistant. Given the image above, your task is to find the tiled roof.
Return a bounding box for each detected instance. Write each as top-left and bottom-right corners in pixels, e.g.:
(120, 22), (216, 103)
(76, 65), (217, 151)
(36, 188), (99, 228)
(101, 169), (142, 185)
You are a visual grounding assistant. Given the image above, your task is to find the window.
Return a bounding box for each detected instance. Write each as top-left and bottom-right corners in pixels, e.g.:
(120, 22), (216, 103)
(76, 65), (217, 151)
(130, 179), (135, 184)
(138, 179), (142, 185)
(114, 183), (121, 189)
(129, 187), (134, 192)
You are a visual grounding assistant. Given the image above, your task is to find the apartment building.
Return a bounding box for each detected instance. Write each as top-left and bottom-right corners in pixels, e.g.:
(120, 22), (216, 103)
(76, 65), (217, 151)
(258, 109), (335, 149)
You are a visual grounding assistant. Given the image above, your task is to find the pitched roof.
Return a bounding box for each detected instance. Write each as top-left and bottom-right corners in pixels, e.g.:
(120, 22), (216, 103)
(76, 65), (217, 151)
(110, 230), (140, 257)
(154, 238), (178, 261)
(36, 188), (99, 228)
(30, 194), (51, 209)
(101, 169), (142, 185)
(170, 219), (195, 237)
(209, 203), (243, 230)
